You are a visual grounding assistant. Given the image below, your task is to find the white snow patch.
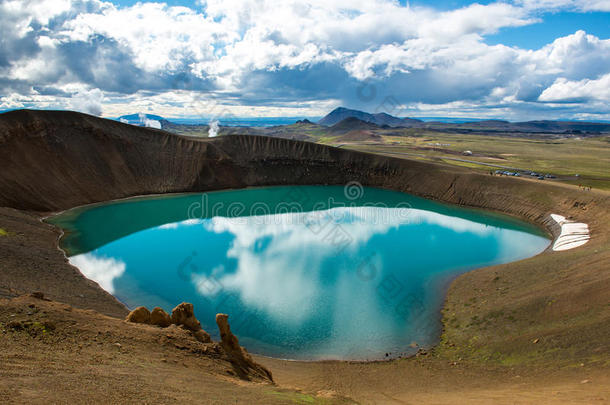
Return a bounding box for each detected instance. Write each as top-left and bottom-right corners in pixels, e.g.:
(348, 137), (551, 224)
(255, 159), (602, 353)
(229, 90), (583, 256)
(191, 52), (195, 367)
(550, 214), (590, 251)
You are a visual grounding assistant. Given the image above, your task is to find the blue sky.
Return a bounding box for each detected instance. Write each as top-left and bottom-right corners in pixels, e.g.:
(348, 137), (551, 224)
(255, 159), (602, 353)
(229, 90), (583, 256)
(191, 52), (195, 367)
(1, 0), (609, 120)
(486, 10), (610, 48)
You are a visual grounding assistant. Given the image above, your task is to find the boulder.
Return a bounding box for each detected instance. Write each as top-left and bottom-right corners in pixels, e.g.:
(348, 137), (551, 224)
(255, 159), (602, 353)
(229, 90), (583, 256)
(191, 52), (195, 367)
(171, 302), (202, 331)
(215, 313), (273, 382)
(125, 306), (151, 324)
(150, 307), (172, 327)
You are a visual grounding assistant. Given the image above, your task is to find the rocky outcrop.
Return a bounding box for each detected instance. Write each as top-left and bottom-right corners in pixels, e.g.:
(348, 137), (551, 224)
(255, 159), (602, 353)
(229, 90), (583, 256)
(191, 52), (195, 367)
(124, 305), (267, 380)
(216, 313), (273, 381)
(216, 313), (241, 351)
(125, 306), (151, 324)
(150, 307), (172, 327)
(126, 303), (213, 344)
(171, 302), (202, 331)
(193, 329), (211, 343)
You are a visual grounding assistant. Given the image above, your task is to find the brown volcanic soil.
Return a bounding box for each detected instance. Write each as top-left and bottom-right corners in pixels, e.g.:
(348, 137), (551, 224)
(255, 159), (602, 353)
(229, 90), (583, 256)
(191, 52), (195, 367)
(0, 109), (609, 404)
(0, 207), (126, 317)
(0, 295), (320, 404)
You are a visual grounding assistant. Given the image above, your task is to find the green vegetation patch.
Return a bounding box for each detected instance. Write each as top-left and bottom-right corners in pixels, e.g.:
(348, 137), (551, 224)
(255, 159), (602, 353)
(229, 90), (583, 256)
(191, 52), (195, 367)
(0, 228), (8, 236)
(267, 391), (319, 404)
(339, 131), (610, 189)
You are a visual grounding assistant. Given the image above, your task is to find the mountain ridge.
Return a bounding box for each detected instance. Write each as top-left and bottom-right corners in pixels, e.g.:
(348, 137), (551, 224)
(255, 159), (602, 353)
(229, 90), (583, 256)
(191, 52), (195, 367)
(318, 107), (610, 134)
(318, 107), (422, 127)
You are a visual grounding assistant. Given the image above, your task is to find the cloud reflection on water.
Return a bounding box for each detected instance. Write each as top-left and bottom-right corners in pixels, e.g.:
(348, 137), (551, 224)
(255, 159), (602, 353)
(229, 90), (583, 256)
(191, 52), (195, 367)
(190, 206), (496, 323)
(69, 253), (126, 294)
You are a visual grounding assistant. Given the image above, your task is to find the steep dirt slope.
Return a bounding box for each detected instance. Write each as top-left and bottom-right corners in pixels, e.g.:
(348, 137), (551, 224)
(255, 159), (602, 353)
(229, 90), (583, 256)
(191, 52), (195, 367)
(0, 295), (347, 405)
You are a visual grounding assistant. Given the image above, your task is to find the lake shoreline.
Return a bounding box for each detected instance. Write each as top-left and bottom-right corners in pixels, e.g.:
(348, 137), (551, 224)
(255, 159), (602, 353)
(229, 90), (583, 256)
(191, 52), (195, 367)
(1, 110), (608, 403)
(47, 186), (550, 362)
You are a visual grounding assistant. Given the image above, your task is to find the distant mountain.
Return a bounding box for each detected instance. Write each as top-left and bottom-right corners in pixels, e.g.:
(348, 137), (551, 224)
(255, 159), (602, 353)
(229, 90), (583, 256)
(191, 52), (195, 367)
(424, 119), (610, 134)
(513, 121), (610, 133)
(318, 107), (610, 135)
(318, 107), (422, 127)
(329, 117), (381, 133)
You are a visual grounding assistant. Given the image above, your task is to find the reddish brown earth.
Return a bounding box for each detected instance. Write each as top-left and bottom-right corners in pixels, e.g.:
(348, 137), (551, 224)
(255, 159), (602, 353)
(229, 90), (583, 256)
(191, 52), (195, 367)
(0, 110), (608, 404)
(0, 295), (314, 404)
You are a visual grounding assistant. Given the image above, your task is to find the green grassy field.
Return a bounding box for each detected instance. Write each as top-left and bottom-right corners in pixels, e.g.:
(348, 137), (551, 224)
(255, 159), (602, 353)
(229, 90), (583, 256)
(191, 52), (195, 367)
(332, 132), (610, 190)
(162, 121), (610, 190)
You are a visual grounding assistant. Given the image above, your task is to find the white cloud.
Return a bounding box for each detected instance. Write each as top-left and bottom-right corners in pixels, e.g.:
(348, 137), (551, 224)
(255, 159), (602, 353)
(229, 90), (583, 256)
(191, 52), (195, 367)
(62, 2), (226, 72)
(2, 0), (75, 26)
(69, 88), (104, 116)
(418, 2), (535, 39)
(539, 73), (610, 102)
(528, 31), (610, 79)
(1, 0), (609, 119)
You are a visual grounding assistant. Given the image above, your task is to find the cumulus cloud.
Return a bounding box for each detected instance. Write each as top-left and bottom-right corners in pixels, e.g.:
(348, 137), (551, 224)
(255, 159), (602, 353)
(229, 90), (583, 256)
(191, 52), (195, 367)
(539, 73), (610, 102)
(0, 0), (609, 119)
(69, 88), (104, 116)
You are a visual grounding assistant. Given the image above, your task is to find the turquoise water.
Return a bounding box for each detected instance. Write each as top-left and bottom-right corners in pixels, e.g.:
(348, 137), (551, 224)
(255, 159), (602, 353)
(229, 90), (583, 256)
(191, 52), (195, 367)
(49, 186), (549, 360)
